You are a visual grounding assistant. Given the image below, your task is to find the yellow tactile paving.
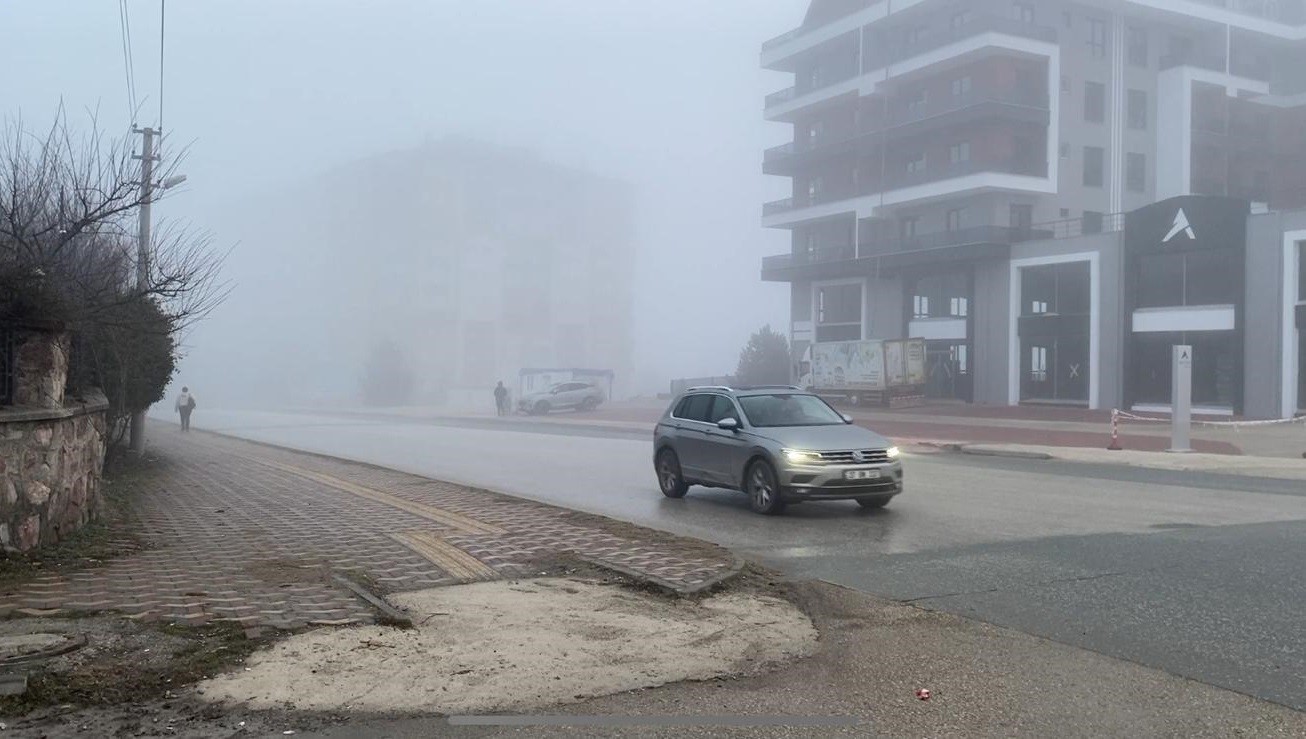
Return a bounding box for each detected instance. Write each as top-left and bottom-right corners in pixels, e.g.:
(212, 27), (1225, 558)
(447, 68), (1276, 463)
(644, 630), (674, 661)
(247, 457), (506, 536)
(390, 531), (498, 582)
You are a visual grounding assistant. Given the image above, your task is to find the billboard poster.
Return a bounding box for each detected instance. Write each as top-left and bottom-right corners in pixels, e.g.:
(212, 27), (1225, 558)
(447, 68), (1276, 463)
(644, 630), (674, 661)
(905, 338), (927, 386)
(811, 340), (885, 390)
(884, 340), (906, 386)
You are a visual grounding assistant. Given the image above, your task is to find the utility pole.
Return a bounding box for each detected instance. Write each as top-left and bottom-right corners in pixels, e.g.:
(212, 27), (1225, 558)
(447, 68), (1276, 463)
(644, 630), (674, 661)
(129, 127), (158, 454)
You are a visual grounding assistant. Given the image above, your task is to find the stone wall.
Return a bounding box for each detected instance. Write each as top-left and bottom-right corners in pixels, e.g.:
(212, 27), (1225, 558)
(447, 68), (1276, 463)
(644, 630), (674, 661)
(1, 328), (109, 553)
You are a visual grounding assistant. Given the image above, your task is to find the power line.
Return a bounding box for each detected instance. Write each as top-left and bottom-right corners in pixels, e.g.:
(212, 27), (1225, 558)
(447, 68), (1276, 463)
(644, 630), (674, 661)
(117, 0), (138, 123)
(158, 0), (166, 132)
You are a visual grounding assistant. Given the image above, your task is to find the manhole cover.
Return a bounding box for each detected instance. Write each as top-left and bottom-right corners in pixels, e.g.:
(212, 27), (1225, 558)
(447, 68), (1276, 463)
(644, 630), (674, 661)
(0, 633), (85, 664)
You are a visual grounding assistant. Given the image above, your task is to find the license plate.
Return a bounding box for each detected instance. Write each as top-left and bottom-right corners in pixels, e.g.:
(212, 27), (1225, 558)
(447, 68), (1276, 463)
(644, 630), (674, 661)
(844, 469), (881, 481)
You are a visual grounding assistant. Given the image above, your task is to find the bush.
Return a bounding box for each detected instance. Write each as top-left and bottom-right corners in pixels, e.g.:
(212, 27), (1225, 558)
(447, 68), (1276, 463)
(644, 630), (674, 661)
(360, 337), (417, 407)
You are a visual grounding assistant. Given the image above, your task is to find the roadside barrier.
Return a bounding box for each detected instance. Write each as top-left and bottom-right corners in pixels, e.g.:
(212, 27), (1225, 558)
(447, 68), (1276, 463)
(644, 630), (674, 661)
(1107, 407), (1306, 450)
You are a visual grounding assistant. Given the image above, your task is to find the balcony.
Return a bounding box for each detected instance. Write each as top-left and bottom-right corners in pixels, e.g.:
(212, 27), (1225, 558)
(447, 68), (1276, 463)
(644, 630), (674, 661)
(763, 156), (1048, 224)
(1187, 0), (1306, 24)
(765, 14), (1057, 120)
(761, 1), (873, 53)
(763, 90), (1050, 176)
(1160, 49), (1271, 81)
(858, 225), (1051, 257)
(863, 15), (1057, 73)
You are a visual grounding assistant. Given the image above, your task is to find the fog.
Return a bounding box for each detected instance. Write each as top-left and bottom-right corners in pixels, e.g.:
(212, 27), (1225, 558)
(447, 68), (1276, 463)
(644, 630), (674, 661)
(1, 1), (800, 406)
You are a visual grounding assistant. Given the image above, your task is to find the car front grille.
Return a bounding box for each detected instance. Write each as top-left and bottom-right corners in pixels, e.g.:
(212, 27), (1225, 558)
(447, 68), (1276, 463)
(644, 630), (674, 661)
(812, 449), (892, 465)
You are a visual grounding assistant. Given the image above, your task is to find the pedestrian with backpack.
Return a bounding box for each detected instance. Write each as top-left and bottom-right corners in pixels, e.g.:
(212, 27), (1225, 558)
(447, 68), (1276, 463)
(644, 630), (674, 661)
(175, 386), (197, 431)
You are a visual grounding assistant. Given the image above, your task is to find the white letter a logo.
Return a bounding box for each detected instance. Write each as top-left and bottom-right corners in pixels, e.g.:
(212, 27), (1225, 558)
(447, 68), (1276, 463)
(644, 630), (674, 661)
(1163, 208), (1196, 242)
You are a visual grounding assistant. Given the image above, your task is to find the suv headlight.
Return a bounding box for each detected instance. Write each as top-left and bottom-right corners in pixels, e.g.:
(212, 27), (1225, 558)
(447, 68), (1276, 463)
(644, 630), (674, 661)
(782, 449), (821, 464)
(886, 446), (901, 459)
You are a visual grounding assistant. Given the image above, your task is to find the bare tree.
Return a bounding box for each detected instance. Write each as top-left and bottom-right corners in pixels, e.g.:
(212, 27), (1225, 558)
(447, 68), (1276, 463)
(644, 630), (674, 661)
(1, 107), (229, 331)
(1, 108), (229, 444)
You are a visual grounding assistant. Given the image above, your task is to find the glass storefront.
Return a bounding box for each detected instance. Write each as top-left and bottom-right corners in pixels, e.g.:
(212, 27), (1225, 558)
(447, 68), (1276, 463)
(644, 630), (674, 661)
(1018, 262), (1091, 404)
(925, 341), (972, 402)
(1132, 331), (1239, 407)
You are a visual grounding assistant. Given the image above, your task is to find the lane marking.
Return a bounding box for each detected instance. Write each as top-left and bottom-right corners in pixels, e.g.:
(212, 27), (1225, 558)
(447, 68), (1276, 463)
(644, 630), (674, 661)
(247, 457), (506, 535)
(390, 531), (498, 581)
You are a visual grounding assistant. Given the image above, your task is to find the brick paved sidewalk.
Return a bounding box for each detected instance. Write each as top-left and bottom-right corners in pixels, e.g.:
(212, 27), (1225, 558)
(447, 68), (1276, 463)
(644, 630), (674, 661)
(0, 430), (738, 632)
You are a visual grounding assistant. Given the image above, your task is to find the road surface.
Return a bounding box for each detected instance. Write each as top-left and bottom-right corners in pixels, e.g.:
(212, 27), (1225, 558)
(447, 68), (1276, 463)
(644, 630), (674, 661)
(182, 408), (1306, 711)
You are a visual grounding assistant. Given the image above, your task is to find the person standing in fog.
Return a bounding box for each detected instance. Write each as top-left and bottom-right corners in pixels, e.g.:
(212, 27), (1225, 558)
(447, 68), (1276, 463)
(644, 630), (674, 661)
(494, 381), (509, 417)
(175, 386), (197, 431)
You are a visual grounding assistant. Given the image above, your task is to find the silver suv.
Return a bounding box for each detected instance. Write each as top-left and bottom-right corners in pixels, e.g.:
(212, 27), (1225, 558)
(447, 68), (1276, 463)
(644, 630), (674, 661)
(652, 386), (903, 515)
(519, 381), (606, 415)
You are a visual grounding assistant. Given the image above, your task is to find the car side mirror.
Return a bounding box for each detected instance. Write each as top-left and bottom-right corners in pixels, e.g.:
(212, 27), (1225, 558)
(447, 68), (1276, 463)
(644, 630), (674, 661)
(717, 418), (741, 432)
(842, 414), (854, 424)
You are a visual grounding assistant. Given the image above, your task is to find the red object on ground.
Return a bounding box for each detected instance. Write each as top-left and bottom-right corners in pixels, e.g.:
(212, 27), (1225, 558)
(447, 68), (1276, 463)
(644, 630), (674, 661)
(916, 688), (931, 701)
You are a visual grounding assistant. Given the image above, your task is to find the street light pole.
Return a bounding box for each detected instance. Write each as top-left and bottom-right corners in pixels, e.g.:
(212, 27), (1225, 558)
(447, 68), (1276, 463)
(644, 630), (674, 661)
(129, 127), (157, 454)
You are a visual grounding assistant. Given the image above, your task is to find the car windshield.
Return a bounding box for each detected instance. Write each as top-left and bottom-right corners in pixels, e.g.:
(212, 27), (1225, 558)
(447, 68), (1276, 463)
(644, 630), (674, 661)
(737, 393), (845, 428)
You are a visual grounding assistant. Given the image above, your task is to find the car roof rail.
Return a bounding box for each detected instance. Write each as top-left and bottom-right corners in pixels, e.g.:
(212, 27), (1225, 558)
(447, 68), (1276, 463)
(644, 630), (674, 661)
(686, 385), (733, 392)
(735, 384), (802, 391)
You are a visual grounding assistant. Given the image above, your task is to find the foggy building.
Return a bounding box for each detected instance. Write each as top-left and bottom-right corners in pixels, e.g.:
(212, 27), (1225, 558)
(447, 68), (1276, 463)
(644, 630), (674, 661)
(759, 0), (1306, 418)
(226, 138), (635, 407)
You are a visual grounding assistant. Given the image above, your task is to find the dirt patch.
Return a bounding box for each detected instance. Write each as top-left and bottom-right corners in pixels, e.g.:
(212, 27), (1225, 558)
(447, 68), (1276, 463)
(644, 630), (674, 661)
(0, 616), (261, 716)
(197, 576), (817, 714)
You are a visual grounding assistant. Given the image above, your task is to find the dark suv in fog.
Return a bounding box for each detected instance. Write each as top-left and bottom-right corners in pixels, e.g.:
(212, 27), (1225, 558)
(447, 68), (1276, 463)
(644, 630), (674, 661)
(652, 386), (903, 515)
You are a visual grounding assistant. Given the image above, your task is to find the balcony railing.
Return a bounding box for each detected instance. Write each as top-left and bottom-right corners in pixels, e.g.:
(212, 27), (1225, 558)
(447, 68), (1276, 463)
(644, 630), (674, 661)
(761, 1), (874, 52)
(763, 91), (1050, 170)
(858, 225), (1052, 256)
(763, 158), (1047, 218)
(863, 15), (1057, 73)
(765, 14), (1056, 113)
(762, 197), (795, 216)
(1189, 0), (1306, 24)
(1160, 50), (1271, 80)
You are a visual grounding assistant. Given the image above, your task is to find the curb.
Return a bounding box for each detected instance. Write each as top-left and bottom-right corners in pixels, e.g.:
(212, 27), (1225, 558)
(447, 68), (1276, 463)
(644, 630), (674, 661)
(959, 445), (1054, 461)
(581, 555), (749, 597)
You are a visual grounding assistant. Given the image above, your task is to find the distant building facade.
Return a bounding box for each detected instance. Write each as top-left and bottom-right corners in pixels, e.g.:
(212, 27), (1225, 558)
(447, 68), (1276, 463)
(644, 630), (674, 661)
(225, 138), (635, 406)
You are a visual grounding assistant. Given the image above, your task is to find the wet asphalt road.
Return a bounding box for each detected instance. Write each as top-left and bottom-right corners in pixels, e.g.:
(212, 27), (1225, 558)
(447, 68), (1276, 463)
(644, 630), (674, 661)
(188, 409), (1306, 711)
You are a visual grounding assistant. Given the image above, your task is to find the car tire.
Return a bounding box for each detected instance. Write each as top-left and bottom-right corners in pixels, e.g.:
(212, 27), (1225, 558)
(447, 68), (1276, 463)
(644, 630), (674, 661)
(856, 495), (893, 510)
(656, 449), (689, 499)
(746, 460), (786, 516)
(579, 397), (598, 412)
(533, 401), (551, 416)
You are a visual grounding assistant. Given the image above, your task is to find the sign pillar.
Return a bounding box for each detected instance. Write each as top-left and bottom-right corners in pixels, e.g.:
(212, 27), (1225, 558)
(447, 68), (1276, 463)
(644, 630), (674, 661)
(1169, 345), (1193, 453)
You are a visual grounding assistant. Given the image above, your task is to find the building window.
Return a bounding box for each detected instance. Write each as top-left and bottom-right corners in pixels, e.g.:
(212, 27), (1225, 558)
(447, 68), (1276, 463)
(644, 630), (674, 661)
(899, 216), (919, 239)
(1126, 152), (1146, 192)
(1029, 346), (1049, 382)
(1083, 146), (1105, 187)
(905, 26), (924, 45)
(1010, 204), (1033, 231)
(951, 76), (972, 97)
(1127, 26), (1148, 66)
(1060, 208), (1071, 218)
(906, 89), (929, 113)
(950, 141), (970, 165)
(816, 283), (862, 342)
(1084, 81), (1106, 123)
(1088, 18), (1108, 58)
(808, 121), (824, 144)
(1061, 75), (1070, 94)
(1136, 250), (1240, 308)
(807, 177), (823, 201)
(946, 208), (964, 231)
(1011, 2), (1035, 23)
(909, 272), (969, 319)
(1083, 210), (1104, 234)
(951, 10), (971, 29)
(1064, 10), (1073, 27)
(906, 152), (926, 173)
(1127, 89), (1147, 129)
(1060, 142), (1070, 158)
(1298, 242), (1306, 300)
